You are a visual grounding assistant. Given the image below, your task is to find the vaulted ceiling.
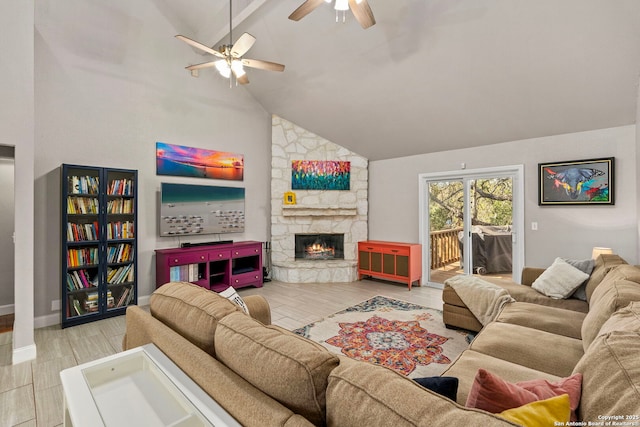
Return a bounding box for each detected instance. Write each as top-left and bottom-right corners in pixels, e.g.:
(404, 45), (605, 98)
(160, 0), (640, 160)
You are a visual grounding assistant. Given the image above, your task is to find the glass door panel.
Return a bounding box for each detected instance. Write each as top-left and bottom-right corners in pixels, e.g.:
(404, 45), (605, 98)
(468, 177), (513, 279)
(428, 180), (465, 284)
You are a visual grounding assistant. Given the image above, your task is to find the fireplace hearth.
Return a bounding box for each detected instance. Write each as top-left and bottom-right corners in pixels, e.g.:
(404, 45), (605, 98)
(295, 234), (344, 260)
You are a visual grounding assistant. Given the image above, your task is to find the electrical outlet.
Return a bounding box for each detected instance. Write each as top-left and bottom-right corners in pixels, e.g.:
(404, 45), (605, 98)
(51, 299), (61, 311)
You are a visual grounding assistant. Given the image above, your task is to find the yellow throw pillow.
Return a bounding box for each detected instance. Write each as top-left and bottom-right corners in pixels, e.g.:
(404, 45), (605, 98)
(499, 394), (571, 427)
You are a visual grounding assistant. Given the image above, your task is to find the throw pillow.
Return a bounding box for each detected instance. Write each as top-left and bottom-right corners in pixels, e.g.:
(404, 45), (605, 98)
(499, 394), (571, 427)
(561, 258), (595, 301)
(219, 286), (250, 314)
(465, 368), (582, 421)
(532, 257), (590, 299)
(412, 376), (458, 401)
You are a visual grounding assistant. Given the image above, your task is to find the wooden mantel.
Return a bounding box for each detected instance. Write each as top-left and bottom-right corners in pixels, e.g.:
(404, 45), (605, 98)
(281, 204), (358, 217)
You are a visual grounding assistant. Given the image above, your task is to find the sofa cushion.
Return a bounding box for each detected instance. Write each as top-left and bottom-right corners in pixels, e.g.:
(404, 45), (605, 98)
(214, 312), (339, 426)
(596, 301), (640, 336)
(469, 322), (583, 377)
(572, 331), (640, 422)
(325, 357), (516, 427)
(494, 282), (589, 312)
(465, 368), (582, 421)
(531, 258), (590, 299)
(442, 350), (561, 406)
(581, 265), (640, 350)
(150, 281), (241, 355)
(498, 394), (571, 427)
(584, 253), (627, 302)
(495, 302), (586, 339)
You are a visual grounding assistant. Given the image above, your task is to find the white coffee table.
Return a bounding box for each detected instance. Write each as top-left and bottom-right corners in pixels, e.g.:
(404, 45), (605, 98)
(60, 343), (241, 427)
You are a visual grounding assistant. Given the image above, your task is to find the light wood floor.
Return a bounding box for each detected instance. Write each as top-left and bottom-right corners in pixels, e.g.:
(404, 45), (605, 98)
(430, 262), (516, 286)
(0, 279), (443, 427)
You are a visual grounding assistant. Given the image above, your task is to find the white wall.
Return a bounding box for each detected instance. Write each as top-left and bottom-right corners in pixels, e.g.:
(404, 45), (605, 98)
(0, 0), (36, 362)
(33, 0), (270, 323)
(369, 126), (638, 267)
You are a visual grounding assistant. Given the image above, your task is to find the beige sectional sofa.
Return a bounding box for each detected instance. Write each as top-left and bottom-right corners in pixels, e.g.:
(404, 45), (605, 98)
(124, 256), (640, 426)
(442, 255), (628, 332)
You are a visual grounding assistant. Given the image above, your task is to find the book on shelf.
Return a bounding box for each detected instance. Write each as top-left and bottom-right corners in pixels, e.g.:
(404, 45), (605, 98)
(67, 247), (99, 267)
(169, 263), (201, 282)
(70, 297), (84, 316)
(67, 196), (99, 214)
(116, 287), (133, 307)
(66, 269), (95, 290)
(68, 176), (99, 195)
(66, 221), (99, 241)
(107, 243), (133, 263)
(107, 264), (134, 284)
(107, 179), (134, 196)
(107, 198), (133, 214)
(107, 221), (135, 239)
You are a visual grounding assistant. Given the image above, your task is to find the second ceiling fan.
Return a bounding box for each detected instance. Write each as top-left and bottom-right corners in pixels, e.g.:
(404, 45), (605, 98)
(289, 0), (376, 29)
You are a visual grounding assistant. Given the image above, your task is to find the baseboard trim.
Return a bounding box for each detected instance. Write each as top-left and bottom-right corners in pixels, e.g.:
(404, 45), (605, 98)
(34, 294), (151, 328)
(13, 343), (37, 364)
(0, 304), (15, 316)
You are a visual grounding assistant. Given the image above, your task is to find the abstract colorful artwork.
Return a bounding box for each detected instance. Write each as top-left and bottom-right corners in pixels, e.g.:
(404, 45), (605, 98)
(538, 157), (614, 205)
(156, 142), (243, 181)
(291, 160), (350, 190)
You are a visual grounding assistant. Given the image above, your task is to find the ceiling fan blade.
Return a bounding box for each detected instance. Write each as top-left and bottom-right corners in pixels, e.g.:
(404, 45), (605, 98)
(185, 61), (218, 71)
(242, 58), (285, 72)
(235, 72), (250, 85)
(231, 33), (256, 58)
(349, 0), (376, 29)
(288, 0), (325, 21)
(175, 35), (225, 58)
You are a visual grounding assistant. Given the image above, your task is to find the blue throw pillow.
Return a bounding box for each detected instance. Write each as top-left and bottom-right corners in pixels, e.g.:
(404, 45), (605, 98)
(413, 376), (459, 401)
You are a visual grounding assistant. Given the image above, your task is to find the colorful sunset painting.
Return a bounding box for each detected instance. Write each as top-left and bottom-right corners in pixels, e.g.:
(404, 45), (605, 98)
(156, 142), (244, 181)
(291, 160), (350, 190)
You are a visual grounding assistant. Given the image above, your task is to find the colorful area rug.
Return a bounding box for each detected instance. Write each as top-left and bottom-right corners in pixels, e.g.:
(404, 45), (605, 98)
(292, 296), (470, 378)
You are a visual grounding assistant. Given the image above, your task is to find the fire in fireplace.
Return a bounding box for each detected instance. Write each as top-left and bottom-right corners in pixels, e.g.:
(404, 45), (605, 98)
(295, 234), (344, 260)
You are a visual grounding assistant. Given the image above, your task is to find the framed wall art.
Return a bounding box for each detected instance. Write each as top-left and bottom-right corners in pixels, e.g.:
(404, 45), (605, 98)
(538, 157), (614, 205)
(156, 142), (244, 181)
(291, 160), (350, 190)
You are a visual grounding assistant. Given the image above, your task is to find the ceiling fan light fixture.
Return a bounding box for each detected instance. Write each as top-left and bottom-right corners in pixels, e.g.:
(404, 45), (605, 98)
(334, 0), (349, 11)
(214, 60), (231, 78)
(231, 60), (246, 77)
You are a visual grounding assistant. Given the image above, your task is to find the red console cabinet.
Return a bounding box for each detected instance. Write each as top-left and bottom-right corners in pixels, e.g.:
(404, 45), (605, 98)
(358, 241), (422, 290)
(155, 241), (263, 292)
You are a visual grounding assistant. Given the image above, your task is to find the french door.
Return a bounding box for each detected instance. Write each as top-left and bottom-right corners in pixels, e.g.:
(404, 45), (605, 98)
(418, 166), (524, 288)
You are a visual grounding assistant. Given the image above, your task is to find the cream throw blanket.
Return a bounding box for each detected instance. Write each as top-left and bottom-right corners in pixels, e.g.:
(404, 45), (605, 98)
(445, 275), (515, 326)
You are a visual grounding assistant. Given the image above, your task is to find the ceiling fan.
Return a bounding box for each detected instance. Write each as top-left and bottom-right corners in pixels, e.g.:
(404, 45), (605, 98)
(289, 0), (376, 29)
(175, 0), (285, 85)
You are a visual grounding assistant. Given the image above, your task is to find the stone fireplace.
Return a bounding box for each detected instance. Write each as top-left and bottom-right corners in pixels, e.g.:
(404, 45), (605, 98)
(270, 116), (368, 283)
(295, 234), (344, 260)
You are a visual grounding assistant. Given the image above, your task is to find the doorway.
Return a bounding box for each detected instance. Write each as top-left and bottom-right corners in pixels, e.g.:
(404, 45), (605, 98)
(0, 145), (15, 331)
(418, 165), (524, 288)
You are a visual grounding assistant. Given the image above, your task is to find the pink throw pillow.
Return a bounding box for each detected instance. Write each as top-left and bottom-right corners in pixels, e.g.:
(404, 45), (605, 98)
(466, 369), (582, 421)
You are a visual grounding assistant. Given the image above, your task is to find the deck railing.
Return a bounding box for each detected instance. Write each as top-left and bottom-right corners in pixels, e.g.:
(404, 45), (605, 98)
(430, 227), (462, 269)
